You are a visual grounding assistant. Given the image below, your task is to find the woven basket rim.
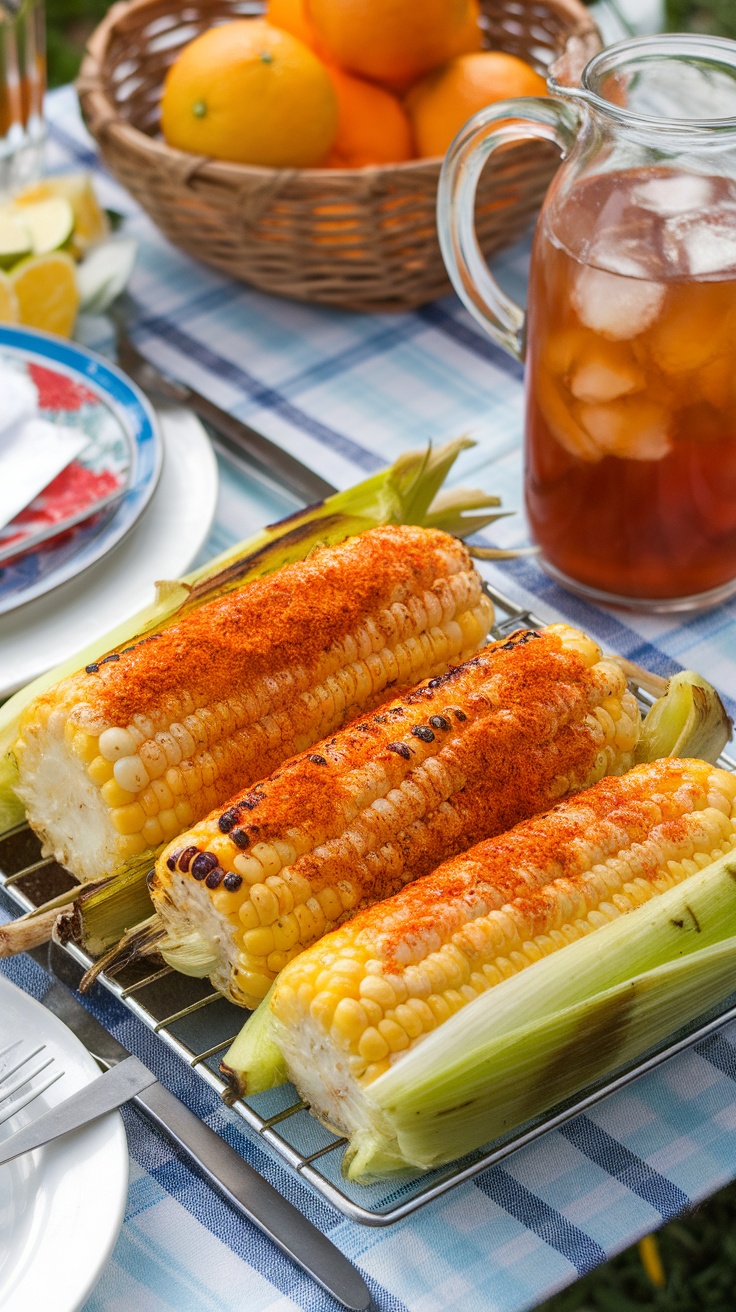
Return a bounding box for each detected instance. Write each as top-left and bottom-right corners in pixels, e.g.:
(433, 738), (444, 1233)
(78, 0), (600, 187)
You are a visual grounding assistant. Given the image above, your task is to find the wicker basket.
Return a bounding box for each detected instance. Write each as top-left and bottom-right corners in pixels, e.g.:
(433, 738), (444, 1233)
(77, 0), (600, 312)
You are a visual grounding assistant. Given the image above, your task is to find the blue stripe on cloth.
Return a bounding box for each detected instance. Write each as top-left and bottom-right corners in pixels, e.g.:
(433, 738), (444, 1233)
(559, 1116), (690, 1220)
(47, 117), (103, 169)
(417, 302), (525, 380)
(474, 1167), (606, 1275)
(128, 310), (384, 472)
(142, 1143), (410, 1312)
(697, 1032), (736, 1082)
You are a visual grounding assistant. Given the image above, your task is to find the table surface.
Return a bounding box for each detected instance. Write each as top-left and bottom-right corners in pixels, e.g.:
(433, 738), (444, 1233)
(4, 85), (736, 1312)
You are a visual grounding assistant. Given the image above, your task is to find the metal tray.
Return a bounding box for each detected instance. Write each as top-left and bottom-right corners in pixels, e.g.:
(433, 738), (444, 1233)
(2, 577), (735, 1226)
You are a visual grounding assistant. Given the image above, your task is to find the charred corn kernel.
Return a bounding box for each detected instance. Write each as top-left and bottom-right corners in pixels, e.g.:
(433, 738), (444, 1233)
(150, 625), (648, 1007)
(14, 526), (492, 882)
(265, 759), (736, 1092)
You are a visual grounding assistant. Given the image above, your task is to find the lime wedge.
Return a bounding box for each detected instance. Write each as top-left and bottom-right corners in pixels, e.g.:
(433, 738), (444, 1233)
(0, 214), (32, 270)
(13, 174), (110, 257)
(14, 197), (75, 256)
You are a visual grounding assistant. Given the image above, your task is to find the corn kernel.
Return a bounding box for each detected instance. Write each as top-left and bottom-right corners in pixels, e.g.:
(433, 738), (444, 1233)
(377, 1018), (409, 1052)
(239, 901), (260, 931)
(110, 802), (146, 834)
(251, 884), (280, 926)
(116, 833), (147, 858)
(245, 927), (275, 957)
(101, 778), (136, 808)
(358, 1027), (390, 1062)
(88, 755), (114, 786)
(113, 755), (150, 793)
(142, 817), (165, 846)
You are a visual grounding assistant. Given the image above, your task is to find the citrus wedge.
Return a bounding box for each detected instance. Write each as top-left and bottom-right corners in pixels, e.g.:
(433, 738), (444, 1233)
(13, 173), (110, 256)
(11, 252), (80, 338)
(13, 197), (75, 256)
(0, 214), (32, 270)
(0, 270), (19, 324)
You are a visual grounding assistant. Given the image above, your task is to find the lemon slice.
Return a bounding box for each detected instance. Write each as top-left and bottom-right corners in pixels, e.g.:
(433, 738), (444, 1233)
(0, 214), (32, 270)
(11, 252), (80, 338)
(0, 270), (20, 323)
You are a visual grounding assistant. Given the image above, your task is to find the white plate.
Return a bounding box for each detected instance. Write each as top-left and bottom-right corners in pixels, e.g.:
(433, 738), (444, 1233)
(0, 975), (128, 1312)
(0, 404), (218, 698)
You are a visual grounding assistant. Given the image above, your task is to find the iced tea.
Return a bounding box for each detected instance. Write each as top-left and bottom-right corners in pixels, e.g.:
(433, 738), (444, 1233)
(525, 166), (736, 603)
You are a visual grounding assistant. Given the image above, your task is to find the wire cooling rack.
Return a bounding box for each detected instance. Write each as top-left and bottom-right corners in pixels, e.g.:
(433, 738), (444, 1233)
(2, 576), (736, 1225)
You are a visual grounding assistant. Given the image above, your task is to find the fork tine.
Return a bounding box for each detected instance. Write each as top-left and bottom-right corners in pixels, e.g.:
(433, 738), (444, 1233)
(0, 1066), (65, 1127)
(0, 1054), (54, 1106)
(0, 1043), (45, 1091)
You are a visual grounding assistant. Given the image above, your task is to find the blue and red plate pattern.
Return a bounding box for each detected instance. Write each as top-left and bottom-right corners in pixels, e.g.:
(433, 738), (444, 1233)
(0, 325), (162, 617)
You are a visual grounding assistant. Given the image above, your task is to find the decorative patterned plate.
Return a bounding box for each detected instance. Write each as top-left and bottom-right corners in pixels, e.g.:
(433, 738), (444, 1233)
(0, 325), (162, 617)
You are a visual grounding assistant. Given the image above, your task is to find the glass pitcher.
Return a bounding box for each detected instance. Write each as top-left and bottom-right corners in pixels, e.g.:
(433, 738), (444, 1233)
(437, 35), (736, 611)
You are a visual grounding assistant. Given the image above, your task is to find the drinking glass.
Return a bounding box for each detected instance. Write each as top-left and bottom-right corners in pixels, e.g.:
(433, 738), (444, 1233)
(437, 35), (736, 611)
(0, 0), (45, 194)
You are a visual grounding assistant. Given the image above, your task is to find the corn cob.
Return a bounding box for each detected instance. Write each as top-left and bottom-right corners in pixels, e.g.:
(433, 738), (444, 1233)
(222, 758), (736, 1176)
(13, 525), (492, 883)
(150, 622), (641, 1008)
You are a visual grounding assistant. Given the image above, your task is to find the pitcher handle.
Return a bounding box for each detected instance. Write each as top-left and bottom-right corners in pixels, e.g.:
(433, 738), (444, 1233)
(437, 97), (579, 362)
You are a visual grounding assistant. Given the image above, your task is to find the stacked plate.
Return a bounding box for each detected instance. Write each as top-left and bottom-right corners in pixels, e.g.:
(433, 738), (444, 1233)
(0, 325), (218, 697)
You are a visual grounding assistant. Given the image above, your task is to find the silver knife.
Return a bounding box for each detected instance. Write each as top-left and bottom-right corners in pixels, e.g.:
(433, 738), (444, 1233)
(0, 1055), (157, 1165)
(39, 977), (371, 1312)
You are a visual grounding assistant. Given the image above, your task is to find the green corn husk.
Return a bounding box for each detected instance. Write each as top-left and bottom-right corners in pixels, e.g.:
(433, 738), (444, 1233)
(636, 670), (733, 766)
(232, 849), (736, 1180)
(0, 437), (506, 837)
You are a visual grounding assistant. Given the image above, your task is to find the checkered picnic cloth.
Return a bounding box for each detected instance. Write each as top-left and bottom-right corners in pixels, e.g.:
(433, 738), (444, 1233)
(5, 84), (736, 1312)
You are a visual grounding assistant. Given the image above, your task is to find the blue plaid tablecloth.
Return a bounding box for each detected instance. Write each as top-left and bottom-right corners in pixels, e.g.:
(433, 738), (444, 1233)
(4, 85), (736, 1312)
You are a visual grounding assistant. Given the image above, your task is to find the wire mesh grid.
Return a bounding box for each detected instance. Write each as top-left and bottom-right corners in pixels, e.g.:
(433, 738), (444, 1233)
(2, 576), (736, 1224)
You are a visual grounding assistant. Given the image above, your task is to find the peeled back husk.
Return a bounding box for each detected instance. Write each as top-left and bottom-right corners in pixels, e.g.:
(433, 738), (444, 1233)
(636, 669), (732, 767)
(343, 849), (736, 1179)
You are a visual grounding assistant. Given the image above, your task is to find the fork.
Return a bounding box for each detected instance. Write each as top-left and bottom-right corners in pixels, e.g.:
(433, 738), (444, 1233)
(0, 1040), (64, 1128)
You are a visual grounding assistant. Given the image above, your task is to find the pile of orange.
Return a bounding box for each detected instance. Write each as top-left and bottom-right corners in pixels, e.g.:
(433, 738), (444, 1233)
(160, 0), (547, 170)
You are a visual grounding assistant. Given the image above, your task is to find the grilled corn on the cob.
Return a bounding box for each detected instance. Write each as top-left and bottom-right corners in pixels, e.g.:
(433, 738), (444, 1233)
(151, 623), (641, 1008)
(223, 758), (736, 1176)
(13, 525), (492, 882)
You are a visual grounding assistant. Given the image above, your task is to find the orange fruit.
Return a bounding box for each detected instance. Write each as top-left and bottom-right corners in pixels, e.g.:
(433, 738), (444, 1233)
(267, 0), (325, 53)
(160, 19), (338, 167)
(304, 0), (481, 91)
(406, 51), (548, 158)
(324, 66), (414, 166)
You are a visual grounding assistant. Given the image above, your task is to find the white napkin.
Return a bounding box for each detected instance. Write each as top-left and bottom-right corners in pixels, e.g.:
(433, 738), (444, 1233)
(0, 361), (88, 532)
(0, 369), (38, 437)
